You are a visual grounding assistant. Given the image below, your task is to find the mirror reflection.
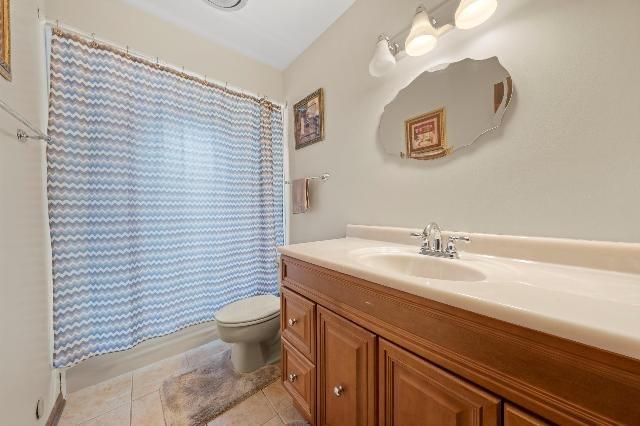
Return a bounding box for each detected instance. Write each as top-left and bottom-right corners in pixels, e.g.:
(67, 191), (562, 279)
(379, 57), (513, 160)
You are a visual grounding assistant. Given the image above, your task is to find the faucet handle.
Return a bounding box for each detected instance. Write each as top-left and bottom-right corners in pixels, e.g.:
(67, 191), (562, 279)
(448, 235), (471, 243)
(411, 231), (430, 253)
(446, 234), (471, 257)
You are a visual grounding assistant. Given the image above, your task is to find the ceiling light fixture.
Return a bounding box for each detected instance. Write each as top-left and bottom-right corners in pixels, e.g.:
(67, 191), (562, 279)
(202, 0), (248, 11)
(405, 6), (438, 57)
(455, 0), (497, 29)
(368, 35), (398, 77)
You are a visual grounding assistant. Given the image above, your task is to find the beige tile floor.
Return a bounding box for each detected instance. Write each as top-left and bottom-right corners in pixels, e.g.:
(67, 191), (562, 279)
(59, 340), (306, 426)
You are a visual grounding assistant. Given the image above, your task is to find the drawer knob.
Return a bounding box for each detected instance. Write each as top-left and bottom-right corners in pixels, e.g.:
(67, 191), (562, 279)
(288, 373), (297, 383)
(333, 385), (344, 397)
(288, 318), (298, 326)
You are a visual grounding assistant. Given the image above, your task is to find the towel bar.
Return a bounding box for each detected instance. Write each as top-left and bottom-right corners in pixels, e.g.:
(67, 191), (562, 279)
(285, 173), (330, 184)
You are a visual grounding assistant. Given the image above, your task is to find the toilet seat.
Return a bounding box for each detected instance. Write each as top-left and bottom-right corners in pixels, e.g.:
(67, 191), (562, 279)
(215, 294), (280, 328)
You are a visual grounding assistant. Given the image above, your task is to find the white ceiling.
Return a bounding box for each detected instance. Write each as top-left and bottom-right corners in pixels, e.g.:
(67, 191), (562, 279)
(121, 0), (355, 70)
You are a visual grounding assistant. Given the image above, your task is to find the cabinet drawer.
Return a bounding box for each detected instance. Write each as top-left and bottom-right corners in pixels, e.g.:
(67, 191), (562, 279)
(281, 288), (316, 361)
(317, 307), (376, 426)
(282, 340), (316, 423)
(504, 403), (552, 426)
(379, 339), (501, 426)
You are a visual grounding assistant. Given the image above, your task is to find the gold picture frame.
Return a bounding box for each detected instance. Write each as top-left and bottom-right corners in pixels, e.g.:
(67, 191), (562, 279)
(405, 107), (448, 160)
(294, 88), (324, 149)
(0, 0), (10, 81)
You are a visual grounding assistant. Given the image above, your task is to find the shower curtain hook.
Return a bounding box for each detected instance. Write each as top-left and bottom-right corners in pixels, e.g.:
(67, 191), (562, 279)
(90, 33), (97, 48)
(155, 57), (160, 68)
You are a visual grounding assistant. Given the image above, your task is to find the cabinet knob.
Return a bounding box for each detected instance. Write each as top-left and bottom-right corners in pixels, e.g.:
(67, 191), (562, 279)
(288, 373), (297, 383)
(333, 385), (344, 397)
(288, 318), (298, 326)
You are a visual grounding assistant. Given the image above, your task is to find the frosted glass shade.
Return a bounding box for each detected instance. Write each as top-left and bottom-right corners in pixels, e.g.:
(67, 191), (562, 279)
(405, 8), (438, 57)
(369, 38), (396, 77)
(455, 0), (498, 29)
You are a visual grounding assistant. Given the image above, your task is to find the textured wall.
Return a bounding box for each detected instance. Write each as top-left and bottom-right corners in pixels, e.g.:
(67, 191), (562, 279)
(0, 0), (56, 425)
(284, 0), (640, 244)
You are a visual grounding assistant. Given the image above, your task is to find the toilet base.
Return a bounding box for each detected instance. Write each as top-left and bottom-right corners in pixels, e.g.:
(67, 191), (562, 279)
(230, 330), (281, 373)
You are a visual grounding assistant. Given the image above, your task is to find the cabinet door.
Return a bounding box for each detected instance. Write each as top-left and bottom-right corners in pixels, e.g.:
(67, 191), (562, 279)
(317, 307), (376, 426)
(504, 403), (551, 426)
(379, 339), (501, 426)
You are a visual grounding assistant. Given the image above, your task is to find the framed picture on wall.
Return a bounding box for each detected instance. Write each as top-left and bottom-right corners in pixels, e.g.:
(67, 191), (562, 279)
(294, 88), (324, 149)
(0, 0), (10, 81)
(405, 107), (448, 160)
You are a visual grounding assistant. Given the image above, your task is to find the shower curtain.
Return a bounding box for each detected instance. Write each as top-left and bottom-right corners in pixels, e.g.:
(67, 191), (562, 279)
(47, 30), (284, 368)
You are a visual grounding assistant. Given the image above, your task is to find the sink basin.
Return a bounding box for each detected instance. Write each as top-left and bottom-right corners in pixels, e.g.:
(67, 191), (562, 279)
(352, 249), (486, 282)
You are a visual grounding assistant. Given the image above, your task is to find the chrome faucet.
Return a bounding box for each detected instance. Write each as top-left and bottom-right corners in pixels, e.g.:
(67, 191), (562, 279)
(411, 222), (470, 259)
(411, 222), (442, 254)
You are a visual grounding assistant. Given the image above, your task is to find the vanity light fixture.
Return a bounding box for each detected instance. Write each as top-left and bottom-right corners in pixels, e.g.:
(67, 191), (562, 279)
(368, 35), (398, 77)
(368, 0), (498, 77)
(455, 0), (498, 29)
(405, 6), (438, 57)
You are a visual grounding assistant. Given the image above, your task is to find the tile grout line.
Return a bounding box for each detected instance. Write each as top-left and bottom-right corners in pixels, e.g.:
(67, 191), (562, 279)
(76, 401), (130, 426)
(133, 387), (162, 401)
(262, 389), (286, 425)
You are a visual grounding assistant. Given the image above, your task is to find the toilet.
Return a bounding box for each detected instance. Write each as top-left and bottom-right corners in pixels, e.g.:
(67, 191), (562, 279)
(214, 294), (281, 373)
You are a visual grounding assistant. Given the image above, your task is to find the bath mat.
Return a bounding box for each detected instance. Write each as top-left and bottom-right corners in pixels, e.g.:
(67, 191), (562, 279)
(160, 349), (281, 426)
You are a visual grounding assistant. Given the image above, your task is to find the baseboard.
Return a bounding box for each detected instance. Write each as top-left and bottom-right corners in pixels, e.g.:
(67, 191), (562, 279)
(66, 320), (218, 393)
(45, 392), (65, 426)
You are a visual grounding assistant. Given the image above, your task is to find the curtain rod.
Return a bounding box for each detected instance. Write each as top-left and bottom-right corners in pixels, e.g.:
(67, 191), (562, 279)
(45, 21), (284, 111)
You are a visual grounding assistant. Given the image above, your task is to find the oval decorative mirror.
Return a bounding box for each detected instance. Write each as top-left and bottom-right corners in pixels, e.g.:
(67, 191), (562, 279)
(379, 57), (513, 160)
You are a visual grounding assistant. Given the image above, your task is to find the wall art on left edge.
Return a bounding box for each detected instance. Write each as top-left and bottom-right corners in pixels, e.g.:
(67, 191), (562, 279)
(0, 0), (10, 81)
(294, 88), (324, 149)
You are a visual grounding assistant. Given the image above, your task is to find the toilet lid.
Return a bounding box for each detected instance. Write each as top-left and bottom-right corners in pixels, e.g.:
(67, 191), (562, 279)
(214, 295), (280, 326)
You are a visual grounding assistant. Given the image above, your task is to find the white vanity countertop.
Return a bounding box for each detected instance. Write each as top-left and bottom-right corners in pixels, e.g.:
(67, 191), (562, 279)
(278, 226), (640, 360)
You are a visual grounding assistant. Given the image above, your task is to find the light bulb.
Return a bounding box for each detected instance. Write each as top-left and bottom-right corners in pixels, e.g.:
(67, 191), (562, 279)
(368, 36), (396, 77)
(405, 6), (438, 57)
(455, 0), (498, 29)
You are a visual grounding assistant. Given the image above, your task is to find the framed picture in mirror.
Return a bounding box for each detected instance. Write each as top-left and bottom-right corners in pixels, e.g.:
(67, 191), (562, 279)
(0, 0), (10, 81)
(294, 88), (324, 149)
(405, 108), (447, 160)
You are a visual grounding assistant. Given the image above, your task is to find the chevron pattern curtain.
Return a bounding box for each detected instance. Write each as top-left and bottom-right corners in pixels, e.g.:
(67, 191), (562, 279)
(47, 30), (285, 368)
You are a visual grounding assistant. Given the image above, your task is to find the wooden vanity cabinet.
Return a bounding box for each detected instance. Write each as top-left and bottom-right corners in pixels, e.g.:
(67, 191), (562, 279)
(280, 256), (640, 425)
